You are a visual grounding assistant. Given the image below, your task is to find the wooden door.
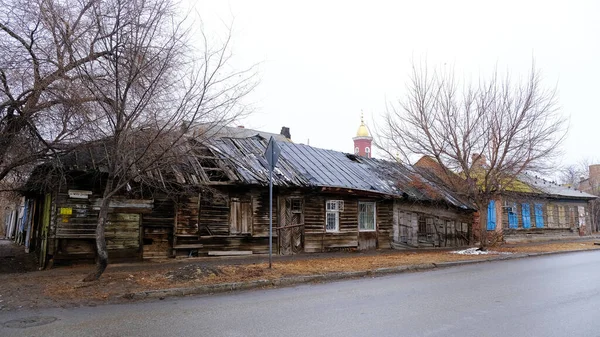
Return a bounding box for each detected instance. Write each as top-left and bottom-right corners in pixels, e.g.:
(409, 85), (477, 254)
(39, 193), (52, 269)
(279, 198), (304, 255)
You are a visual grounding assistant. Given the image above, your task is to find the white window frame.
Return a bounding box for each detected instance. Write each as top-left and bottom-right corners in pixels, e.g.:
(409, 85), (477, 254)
(326, 200), (343, 232)
(354, 147), (359, 154)
(358, 201), (376, 231)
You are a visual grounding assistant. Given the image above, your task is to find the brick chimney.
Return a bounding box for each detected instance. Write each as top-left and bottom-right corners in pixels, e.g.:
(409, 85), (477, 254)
(280, 126), (291, 140)
(472, 153), (487, 167)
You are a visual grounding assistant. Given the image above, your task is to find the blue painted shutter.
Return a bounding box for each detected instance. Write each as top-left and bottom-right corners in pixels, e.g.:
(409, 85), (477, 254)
(487, 200), (496, 230)
(508, 203), (518, 229)
(522, 203), (531, 228)
(534, 204), (544, 228)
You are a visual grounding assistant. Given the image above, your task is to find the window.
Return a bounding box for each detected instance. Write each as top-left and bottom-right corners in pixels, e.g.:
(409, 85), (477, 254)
(291, 199), (302, 213)
(558, 206), (566, 226)
(418, 216), (427, 234)
(521, 203), (531, 228)
(534, 204), (544, 228)
(365, 147), (370, 158)
(230, 197), (252, 234)
(578, 206), (586, 226)
(508, 203), (518, 229)
(326, 200), (343, 232)
(547, 204), (554, 225)
(354, 147), (359, 154)
(487, 200), (496, 230)
(358, 202), (376, 231)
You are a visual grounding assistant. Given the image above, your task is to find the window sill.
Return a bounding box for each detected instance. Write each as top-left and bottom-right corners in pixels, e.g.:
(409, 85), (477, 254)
(359, 229), (376, 232)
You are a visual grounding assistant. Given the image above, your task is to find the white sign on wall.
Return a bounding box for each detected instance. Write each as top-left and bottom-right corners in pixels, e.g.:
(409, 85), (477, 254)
(68, 190), (93, 199)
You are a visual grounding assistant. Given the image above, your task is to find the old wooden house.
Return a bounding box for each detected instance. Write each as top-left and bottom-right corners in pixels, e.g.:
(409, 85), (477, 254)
(414, 154), (597, 243)
(22, 132), (476, 266)
(484, 174), (596, 242)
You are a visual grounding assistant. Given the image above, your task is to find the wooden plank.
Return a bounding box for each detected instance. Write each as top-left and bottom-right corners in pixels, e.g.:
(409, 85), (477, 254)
(208, 250), (253, 256)
(174, 244), (205, 249)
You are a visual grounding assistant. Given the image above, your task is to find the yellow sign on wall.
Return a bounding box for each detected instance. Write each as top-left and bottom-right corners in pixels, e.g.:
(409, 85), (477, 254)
(60, 207), (73, 215)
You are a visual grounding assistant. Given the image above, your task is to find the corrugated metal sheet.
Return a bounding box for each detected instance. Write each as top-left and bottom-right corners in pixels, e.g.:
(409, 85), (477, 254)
(207, 137), (474, 209)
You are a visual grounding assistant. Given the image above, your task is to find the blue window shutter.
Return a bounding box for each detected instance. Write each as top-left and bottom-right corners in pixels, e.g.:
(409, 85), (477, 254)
(487, 200), (496, 230)
(522, 203), (531, 228)
(508, 203), (518, 229)
(534, 204), (544, 228)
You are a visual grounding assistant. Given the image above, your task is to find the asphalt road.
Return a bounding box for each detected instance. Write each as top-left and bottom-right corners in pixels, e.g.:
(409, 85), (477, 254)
(2, 251), (600, 337)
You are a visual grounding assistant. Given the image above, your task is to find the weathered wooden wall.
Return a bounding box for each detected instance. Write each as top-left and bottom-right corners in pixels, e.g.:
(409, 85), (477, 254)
(392, 201), (472, 248)
(500, 198), (591, 232)
(172, 190), (274, 257)
(142, 198), (174, 259)
(304, 194), (394, 253)
(47, 193), (152, 262)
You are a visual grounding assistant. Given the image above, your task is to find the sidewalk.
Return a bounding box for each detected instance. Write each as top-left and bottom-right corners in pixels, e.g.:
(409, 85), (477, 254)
(0, 239), (599, 312)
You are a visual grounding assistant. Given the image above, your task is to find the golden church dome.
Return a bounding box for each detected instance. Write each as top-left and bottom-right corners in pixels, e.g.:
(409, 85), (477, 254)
(355, 113), (371, 137)
(356, 123), (370, 137)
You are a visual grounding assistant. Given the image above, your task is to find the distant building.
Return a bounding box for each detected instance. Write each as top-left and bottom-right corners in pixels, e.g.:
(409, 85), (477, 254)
(352, 114), (372, 158)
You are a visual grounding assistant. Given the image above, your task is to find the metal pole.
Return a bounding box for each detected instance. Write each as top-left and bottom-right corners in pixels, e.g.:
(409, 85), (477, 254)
(269, 161), (273, 269)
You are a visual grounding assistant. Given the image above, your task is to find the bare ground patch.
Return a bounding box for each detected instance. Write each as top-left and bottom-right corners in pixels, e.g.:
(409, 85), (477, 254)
(1, 241), (598, 311)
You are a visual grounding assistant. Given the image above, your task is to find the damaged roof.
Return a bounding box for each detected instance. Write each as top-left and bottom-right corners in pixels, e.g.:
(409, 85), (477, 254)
(204, 136), (474, 209)
(519, 174), (596, 200)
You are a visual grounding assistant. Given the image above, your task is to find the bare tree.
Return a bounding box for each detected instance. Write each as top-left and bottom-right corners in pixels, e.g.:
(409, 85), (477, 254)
(378, 62), (566, 247)
(558, 158), (599, 188)
(70, 0), (255, 281)
(0, 0), (120, 183)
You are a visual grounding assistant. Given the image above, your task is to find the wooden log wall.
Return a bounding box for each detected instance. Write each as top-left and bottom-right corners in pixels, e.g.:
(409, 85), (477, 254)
(176, 195), (200, 236)
(142, 198), (174, 259)
(304, 194), (392, 253)
(376, 200), (393, 249)
(48, 193), (152, 261)
(393, 201), (472, 248)
(500, 198), (591, 232)
(198, 192), (229, 235)
(173, 190), (273, 257)
(252, 191), (275, 237)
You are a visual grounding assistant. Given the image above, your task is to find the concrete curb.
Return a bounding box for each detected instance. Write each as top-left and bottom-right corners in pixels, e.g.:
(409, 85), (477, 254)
(123, 249), (598, 301)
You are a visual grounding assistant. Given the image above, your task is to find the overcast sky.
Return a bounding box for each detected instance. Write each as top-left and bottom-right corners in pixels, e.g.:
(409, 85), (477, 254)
(191, 0), (599, 169)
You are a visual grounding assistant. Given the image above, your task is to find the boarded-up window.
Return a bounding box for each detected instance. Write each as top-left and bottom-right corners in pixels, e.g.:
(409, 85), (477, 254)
(558, 206), (566, 226)
(547, 205), (554, 225)
(358, 202), (376, 231)
(229, 198), (252, 235)
(487, 201), (496, 230)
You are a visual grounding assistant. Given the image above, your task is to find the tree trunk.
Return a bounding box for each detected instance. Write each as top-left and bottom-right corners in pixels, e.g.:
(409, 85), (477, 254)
(83, 180), (113, 282)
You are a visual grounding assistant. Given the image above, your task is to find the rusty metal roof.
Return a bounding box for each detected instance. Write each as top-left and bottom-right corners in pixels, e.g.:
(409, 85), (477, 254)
(207, 137), (474, 209)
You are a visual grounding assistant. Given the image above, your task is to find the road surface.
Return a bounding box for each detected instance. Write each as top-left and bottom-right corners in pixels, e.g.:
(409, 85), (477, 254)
(1, 250), (600, 337)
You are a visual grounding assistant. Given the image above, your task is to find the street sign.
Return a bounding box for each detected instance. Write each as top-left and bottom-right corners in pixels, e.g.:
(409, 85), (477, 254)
(265, 136), (281, 170)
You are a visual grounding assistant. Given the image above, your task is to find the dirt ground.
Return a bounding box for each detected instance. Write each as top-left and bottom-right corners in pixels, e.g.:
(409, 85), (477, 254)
(0, 239), (38, 274)
(0, 240), (599, 312)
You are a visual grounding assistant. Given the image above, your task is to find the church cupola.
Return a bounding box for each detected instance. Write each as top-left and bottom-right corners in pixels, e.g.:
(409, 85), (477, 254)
(353, 113), (373, 158)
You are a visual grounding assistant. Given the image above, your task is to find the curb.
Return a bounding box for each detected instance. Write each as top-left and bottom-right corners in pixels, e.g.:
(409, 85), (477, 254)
(123, 249), (598, 301)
